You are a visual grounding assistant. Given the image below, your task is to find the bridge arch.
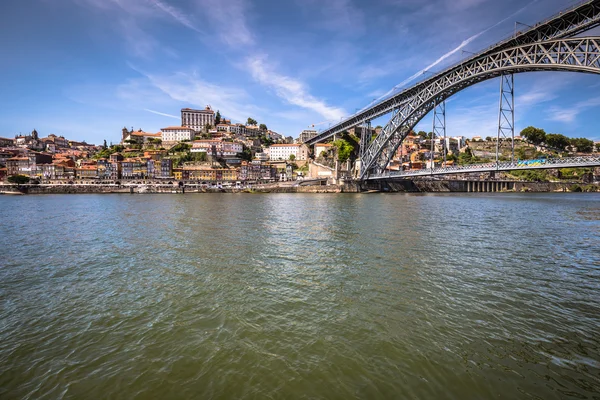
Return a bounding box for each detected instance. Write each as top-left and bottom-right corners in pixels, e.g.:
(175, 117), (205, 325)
(360, 37), (600, 179)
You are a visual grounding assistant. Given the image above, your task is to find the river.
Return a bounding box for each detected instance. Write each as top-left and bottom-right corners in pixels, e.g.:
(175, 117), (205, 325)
(1, 193), (599, 399)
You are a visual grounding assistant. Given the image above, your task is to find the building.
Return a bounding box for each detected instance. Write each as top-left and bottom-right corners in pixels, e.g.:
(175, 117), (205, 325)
(181, 106), (215, 132)
(0, 137), (14, 147)
(268, 144), (308, 161)
(298, 129), (317, 143)
(121, 128), (162, 145)
(161, 127), (195, 143)
(121, 159), (148, 179)
(76, 165), (98, 179)
(314, 143), (333, 158)
(239, 161), (277, 181)
(191, 140), (243, 159)
(160, 159), (173, 178)
(6, 152), (52, 177)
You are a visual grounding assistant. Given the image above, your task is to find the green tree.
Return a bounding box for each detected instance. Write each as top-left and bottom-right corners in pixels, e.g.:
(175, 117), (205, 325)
(103, 139), (108, 149)
(545, 133), (570, 150)
(238, 145), (252, 161)
(520, 126), (546, 145)
(170, 142), (191, 153)
(215, 110), (221, 125)
(247, 117), (257, 126)
(192, 152), (208, 162)
(458, 148), (474, 165)
(259, 123), (267, 131)
(7, 175), (30, 184)
(485, 136), (492, 142)
(289, 154), (295, 161)
(260, 136), (273, 146)
(570, 137), (594, 153)
(333, 138), (356, 163)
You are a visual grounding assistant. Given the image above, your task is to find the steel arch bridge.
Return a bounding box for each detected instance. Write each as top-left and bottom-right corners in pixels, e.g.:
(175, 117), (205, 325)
(304, 0), (600, 181)
(361, 37), (600, 179)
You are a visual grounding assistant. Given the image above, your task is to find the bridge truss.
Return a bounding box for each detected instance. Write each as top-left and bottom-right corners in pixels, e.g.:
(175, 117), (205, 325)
(361, 36), (600, 179)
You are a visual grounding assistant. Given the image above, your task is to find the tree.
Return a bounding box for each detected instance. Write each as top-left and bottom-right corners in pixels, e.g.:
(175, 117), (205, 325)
(570, 137), (594, 153)
(103, 139), (108, 149)
(333, 138), (356, 163)
(247, 117), (257, 126)
(485, 136), (492, 142)
(192, 152), (208, 162)
(7, 175), (30, 184)
(215, 110), (221, 125)
(259, 123), (267, 131)
(238, 145), (252, 161)
(289, 154), (296, 161)
(545, 133), (570, 150)
(520, 126), (546, 145)
(458, 148), (474, 165)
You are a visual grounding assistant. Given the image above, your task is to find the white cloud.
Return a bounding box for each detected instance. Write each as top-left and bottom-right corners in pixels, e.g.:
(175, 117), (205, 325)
(144, 109), (180, 119)
(130, 66), (258, 123)
(302, 0), (365, 34)
(247, 56), (347, 121)
(547, 97), (600, 123)
(149, 0), (202, 33)
(195, 0), (254, 47)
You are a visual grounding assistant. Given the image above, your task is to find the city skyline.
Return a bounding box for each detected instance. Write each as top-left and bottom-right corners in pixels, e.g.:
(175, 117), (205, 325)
(2, 0), (600, 144)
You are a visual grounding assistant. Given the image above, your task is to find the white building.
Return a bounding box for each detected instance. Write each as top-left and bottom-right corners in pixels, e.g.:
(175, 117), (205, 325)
(181, 107), (215, 132)
(268, 144), (308, 161)
(161, 126), (195, 143)
(191, 140), (243, 157)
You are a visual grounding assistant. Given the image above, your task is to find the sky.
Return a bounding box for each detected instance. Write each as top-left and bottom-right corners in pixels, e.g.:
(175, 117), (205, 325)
(1, 0), (599, 145)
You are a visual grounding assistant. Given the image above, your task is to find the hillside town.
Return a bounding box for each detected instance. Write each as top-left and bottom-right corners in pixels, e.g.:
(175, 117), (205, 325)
(1, 106), (599, 186)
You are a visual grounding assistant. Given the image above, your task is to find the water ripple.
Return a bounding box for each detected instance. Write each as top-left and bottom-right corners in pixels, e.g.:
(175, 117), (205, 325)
(0, 193), (599, 399)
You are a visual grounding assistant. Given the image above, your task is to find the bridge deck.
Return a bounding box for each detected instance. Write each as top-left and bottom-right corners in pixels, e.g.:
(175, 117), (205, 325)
(366, 156), (600, 180)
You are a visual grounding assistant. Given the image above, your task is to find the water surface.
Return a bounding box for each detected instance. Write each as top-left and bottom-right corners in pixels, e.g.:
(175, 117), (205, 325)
(1, 193), (599, 399)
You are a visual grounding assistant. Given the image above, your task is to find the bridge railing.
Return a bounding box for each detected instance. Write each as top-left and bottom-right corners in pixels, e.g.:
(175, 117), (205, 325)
(369, 155), (600, 179)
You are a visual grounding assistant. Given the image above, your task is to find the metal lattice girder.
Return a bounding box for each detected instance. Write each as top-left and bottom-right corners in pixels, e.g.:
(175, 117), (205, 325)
(368, 155), (600, 180)
(359, 120), (371, 162)
(359, 37), (600, 179)
(305, 0), (600, 146)
(497, 74), (515, 163)
(432, 100), (446, 167)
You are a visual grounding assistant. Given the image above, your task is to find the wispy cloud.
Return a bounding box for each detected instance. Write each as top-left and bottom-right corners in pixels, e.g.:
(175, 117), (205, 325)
(144, 109), (179, 119)
(371, 0), (537, 104)
(195, 0), (254, 47)
(129, 64), (258, 123)
(548, 97), (600, 123)
(149, 0), (202, 33)
(247, 56), (347, 121)
(299, 0), (365, 34)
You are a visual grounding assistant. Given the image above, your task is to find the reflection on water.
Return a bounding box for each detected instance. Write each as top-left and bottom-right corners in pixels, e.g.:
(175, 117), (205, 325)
(0, 193), (599, 399)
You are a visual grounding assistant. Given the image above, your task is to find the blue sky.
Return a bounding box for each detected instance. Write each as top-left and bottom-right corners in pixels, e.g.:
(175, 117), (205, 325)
(1, 0), (599, 145)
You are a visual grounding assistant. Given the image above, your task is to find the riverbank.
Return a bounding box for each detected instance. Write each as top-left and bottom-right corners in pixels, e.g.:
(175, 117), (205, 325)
(1, 180), (598, 194)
